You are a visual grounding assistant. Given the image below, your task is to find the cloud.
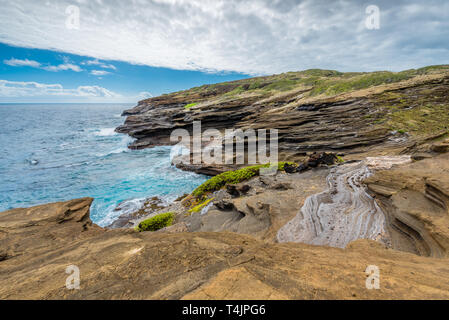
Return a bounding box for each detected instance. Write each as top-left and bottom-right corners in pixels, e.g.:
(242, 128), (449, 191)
(3, 57), (83, 72)
(90, 70), (111, 76)
(0, 79), (120, 98)
(42, 63), (82, 72)
(83, 59), (116, 70)
(4, 58), (41, 68)
(0, 0), (448, 74)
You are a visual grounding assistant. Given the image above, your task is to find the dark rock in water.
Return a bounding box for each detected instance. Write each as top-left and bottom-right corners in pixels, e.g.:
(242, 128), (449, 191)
(296, 163), (308, 173)
(26, 158), (39, 165)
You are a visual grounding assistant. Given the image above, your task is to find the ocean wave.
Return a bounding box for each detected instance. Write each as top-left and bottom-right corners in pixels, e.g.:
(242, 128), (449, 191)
(94, 128), (117, 137)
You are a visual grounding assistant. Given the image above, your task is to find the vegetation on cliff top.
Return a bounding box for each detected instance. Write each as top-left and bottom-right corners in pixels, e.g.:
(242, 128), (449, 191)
(147, 65), (449, 105)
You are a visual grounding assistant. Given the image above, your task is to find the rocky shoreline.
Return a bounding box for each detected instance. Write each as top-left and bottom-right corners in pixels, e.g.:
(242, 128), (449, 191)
(1, 67), (449, 299)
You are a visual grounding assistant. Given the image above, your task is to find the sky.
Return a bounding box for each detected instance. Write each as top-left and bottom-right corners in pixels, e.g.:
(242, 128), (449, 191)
(0, 0), (448, 103)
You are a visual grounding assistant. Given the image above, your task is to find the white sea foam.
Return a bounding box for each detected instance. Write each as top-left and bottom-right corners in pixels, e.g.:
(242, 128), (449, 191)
(95, 128), (117, 137)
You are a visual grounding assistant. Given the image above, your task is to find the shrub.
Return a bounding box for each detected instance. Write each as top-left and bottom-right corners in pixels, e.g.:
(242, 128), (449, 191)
(184, 103), (198, 109)
(189, 198), (215, 213)
(192, 162), (295, 198)
(136, 212), (175, 232)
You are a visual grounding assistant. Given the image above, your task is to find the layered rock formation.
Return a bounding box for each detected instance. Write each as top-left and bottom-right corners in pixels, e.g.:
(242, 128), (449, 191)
(116, 67), (449, 174)
(2, 197), (449, 299)
(365, 153), (449, 258)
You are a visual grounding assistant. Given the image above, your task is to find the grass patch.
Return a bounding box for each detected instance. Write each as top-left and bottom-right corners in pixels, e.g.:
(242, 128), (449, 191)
(189, 197), (215, 213)
(184, 103), (198, 109)
(309, 71), (417, 96)
(385, 104), (449, 136)
(192, 162), (296, 198)
(135, 212), (175, 232)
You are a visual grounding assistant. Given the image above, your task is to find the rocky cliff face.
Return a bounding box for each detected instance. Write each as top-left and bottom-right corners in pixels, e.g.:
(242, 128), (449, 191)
(116, 67), (449, 174)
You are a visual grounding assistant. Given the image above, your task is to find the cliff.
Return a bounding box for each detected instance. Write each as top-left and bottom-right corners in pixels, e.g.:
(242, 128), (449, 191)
(117, 66), (449, 174)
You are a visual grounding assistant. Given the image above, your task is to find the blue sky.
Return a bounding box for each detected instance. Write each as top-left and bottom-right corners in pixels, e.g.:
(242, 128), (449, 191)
(0, 43), (248, 103)
(0, 0), (448, 103)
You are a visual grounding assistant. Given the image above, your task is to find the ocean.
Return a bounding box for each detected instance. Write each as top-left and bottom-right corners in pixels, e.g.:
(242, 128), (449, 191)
(0, 103), (207, 226)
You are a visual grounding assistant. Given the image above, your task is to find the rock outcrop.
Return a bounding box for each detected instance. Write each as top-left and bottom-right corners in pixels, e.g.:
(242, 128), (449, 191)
(365, 153), (449, 258)
(2, 198), (449, 299)
(116, 68), (449, 174)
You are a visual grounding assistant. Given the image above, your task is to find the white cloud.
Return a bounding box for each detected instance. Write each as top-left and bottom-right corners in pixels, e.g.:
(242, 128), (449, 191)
(83, 59), (116, 70)
(3, 57), (83, 72)
(42, 63), (82, 72)
(90, 70), (111, 76)
(0, 1), (448, 74)
(4, 58), (41, 68)
(0, 79), (120, 98)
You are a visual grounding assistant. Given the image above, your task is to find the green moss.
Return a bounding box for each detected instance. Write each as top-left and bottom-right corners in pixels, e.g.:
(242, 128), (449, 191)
(336, 155), (345, 163)
(192, 162), (296, 198)
(135, 212), (175, 232)
(189, 197), (215, 213)
(184, 103), (198, 109)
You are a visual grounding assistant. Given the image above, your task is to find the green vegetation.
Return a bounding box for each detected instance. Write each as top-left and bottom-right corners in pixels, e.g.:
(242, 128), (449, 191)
(309, 71), (416, 96)
(159, 66), (448, 107)
(385, 104), (449, 136)
(184, 103), (198, 109)
(224, 85), (246, 97)
(192, 162), (296, 198)
(336, 155), (345, 163)
(188, 198), (215, 213)
(135, 212), (175, 232)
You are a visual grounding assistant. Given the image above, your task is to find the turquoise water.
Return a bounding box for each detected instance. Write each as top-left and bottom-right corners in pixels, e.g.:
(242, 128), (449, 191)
(0, 103), (207, 226)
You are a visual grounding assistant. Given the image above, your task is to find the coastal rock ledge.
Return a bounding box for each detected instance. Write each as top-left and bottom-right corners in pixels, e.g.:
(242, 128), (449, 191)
(1, 191), (449, 299)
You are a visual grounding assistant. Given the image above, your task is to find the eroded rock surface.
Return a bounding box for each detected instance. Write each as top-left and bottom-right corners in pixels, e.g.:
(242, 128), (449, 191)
(365, 153), (449, 258)
(2, 198), (449, 299)
(277, 156), (412, 248)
